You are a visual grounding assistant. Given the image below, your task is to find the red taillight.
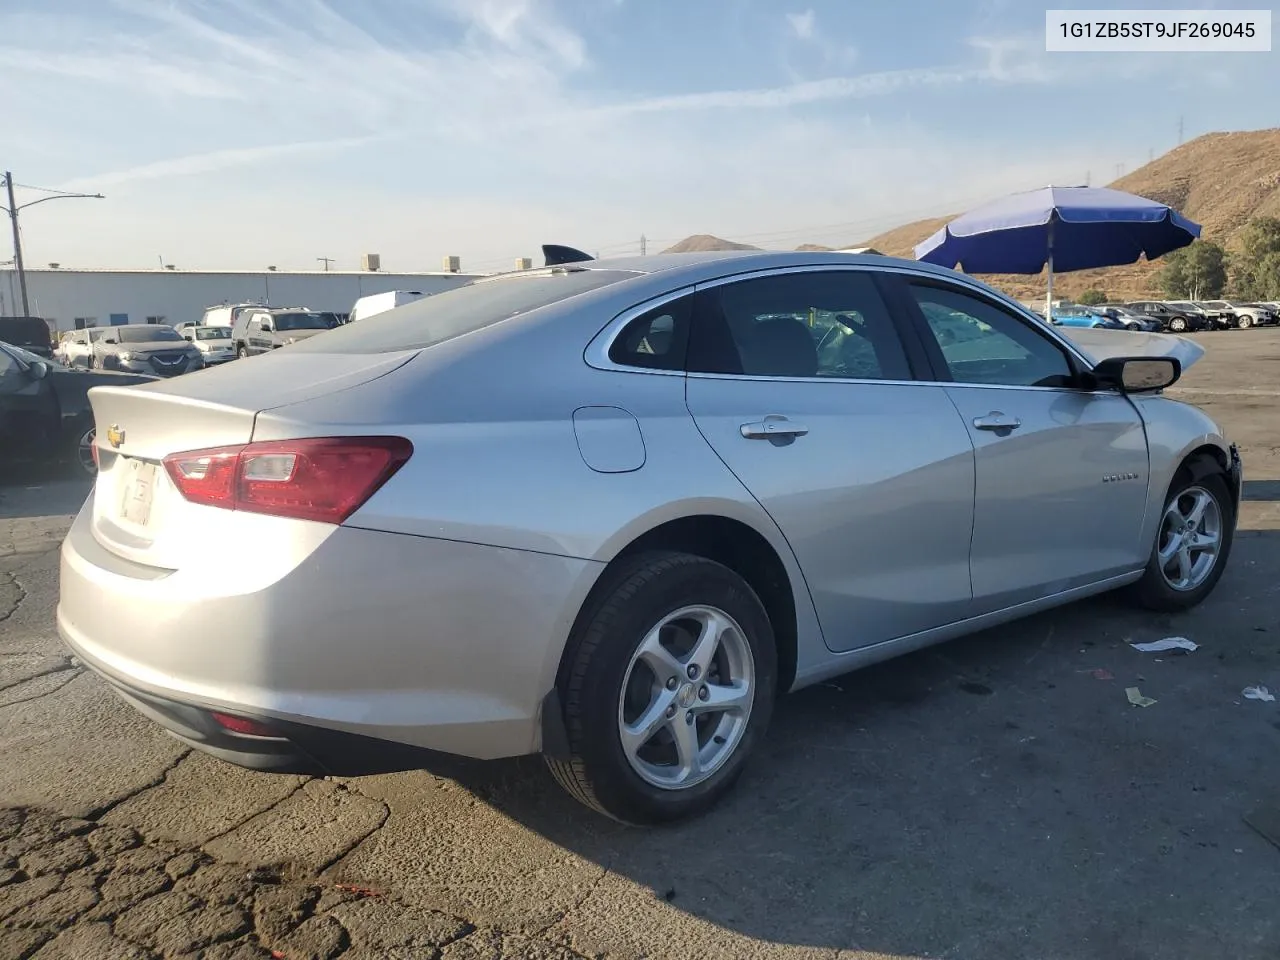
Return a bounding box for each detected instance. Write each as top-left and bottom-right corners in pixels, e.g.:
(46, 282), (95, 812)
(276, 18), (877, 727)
(162, 436), (412, 524)
(90, 442), (100, 468)
(210, 711), (278, 737)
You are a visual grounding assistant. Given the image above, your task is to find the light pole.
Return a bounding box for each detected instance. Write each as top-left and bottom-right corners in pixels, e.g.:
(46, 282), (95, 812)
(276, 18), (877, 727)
(2, 172), (105, 317)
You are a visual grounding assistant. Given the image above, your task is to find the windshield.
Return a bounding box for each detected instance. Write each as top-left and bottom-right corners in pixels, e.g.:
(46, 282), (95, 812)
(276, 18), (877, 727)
(274, 312), (331, 332)
(117, 326), (183, 344)
(194, 327), (231, 340)
(289, 269), (638, 355)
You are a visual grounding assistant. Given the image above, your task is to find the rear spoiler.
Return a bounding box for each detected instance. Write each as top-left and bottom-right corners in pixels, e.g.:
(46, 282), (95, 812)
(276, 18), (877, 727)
(542, 244), (594, 267)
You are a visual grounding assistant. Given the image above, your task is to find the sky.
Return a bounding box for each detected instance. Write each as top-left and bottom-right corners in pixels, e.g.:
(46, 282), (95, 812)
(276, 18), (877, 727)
(1, 0), (1276, 274)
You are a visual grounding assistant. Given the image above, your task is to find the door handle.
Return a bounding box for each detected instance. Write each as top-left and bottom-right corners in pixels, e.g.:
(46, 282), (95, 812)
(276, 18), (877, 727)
(741, 416), (809, 440)
(972, 412), (1021, 431)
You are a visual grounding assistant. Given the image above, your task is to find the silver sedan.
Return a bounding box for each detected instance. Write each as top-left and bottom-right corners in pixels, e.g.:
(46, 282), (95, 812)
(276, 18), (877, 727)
(57, 251), (1242, 824)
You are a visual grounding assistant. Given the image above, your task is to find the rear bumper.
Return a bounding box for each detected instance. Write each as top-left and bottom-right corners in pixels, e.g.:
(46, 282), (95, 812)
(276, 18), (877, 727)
(57, 498), (603, 763)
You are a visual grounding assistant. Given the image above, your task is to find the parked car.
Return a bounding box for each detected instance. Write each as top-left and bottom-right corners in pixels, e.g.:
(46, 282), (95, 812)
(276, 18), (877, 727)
(1163, 301), (1216, 330)
(1047, 306), (1126, 329)
(59, 328), (110, 369)
(0, 316), (54, 358)
(1194, 300), (1239, 329)
(57, 251), (1242, 825)
(180, 324), (236, 365)
(1122, 301), (1206, 333)
(349, 290), (428, 323)
(1226, 302), (1277, 328)
(90, 324), (204, 377)
(0, 340), (155, 477)
(1093, 306), (1163, 332)
(230, 308), (334, 358)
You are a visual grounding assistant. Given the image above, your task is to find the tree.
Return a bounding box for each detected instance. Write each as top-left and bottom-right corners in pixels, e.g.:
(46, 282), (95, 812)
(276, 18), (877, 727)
(1230, 217), (1280, 300)
(1158, 240), (1226, 299)
(1077, 288), (1108, 305)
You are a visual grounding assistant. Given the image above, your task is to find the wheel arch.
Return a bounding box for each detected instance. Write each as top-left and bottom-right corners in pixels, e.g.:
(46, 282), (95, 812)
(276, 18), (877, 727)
(1175, 443), (1238, 511)
(557, 512), (808, 701)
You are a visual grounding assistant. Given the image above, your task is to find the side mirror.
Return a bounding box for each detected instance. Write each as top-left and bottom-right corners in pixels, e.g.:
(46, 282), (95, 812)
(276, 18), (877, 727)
(1089, 356), (1181, 393)
(260, 320), (274, 332)
(29, 360), (50, 380)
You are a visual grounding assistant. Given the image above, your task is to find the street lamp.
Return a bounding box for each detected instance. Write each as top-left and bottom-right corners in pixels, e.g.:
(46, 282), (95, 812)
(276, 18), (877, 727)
(2, 172), (105, 317)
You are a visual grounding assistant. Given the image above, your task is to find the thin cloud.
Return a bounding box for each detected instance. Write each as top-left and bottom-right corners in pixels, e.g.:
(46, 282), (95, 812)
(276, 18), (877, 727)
(787, 10), (817, 40)
(59, 137), (380, 191)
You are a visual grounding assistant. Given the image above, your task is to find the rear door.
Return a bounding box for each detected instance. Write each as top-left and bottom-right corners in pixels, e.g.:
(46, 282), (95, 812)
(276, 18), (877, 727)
(891, 276), (1150, 612)
(683, 267), (977, 653)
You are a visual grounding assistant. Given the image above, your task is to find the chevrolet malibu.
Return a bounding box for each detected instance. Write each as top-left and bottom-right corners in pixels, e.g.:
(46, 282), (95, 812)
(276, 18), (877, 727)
(57, 251), (1242, 825)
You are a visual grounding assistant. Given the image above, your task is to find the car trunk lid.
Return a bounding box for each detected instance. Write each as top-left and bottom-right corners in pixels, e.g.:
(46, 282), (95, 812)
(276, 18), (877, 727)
(86, 349), (418, 570)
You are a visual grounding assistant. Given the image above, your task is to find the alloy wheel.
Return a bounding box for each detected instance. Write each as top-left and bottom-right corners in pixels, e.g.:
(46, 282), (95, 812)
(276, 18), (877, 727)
(77, 428), (97, 476)
(617, 604), (755, 790)
(1157, 485), (1222, 591)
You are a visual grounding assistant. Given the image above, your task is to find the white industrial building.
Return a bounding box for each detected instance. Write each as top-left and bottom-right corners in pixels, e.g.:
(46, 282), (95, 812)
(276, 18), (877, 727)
(0, 260), (488, 335)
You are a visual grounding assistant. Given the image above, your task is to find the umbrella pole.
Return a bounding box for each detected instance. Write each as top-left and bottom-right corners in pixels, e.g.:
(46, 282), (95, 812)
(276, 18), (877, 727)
(1045, 222), (1055, 321)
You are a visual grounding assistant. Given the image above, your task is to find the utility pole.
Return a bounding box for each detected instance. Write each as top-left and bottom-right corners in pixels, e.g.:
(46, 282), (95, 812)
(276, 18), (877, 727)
(1085, 170), (1091, 186)
(2, 171), (104, 317)
(3, 173), (27, 316)
(640, 234), (647, 256)
(317, 256), (334, 271)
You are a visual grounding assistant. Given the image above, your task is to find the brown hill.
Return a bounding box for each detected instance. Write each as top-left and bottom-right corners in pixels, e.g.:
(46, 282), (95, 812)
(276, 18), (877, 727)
(662, 234), (763, 253)
(852, 127), (1280, 301)
(795, 243), (834, 252)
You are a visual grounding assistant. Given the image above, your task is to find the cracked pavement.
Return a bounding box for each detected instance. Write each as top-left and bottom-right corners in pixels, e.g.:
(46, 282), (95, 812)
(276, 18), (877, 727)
(1, 331), (1279, 959)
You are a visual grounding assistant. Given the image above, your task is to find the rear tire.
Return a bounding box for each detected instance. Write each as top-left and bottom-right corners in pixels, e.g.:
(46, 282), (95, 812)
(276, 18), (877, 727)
(237, 344), (249, 359)
(1237, 315), (1252, 330)
(1128, 471), (1234, 611)
(546, 552), (777, 825)
(63, 424), (97, 478)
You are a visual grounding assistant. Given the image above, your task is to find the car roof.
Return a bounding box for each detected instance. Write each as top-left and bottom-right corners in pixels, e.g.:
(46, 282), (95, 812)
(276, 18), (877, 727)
(496, 249), (965, 289)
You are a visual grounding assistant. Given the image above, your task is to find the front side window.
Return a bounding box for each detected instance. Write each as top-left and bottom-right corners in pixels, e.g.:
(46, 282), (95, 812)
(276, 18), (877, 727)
(908, 283), (1075, 388)
(688, 271), (911, 380)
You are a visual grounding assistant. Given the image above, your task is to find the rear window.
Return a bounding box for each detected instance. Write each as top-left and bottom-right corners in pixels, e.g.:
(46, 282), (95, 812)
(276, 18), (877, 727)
(195, 327), (231, 340)
(289, 269), (639, 354)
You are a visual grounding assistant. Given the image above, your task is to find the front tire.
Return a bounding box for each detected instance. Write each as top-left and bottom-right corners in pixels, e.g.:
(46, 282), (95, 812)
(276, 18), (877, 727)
(546, 552), (777, 825)
(1129, 472), (1234, 611)
(237, 344), (249, 359)
(1237, 315), (1253, 329)
(1168, 317), (1188, 333)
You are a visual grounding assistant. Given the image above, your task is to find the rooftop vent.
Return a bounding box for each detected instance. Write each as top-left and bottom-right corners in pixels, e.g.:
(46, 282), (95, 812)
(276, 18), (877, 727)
(361, 253), (381, 272)
(515, 257), (532, 270)
(442, 255), (461, 273)
(48, 262), (60, 269)
(267, 265), (277, 271)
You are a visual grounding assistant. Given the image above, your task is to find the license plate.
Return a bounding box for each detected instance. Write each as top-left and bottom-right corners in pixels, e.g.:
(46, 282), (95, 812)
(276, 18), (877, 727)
(119, 460), (158, 527)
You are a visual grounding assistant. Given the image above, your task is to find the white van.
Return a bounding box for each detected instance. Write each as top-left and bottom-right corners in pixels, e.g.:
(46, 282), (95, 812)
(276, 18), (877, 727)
(201, 303), (264, 327)
(348, 290), (427, 323)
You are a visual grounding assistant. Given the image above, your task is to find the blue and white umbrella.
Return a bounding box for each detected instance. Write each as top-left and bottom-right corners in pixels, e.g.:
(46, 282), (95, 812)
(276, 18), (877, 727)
(915, 185), (1201, 318)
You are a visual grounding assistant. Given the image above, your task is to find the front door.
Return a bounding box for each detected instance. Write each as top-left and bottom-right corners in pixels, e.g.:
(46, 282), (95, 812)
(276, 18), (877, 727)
(898, 279), (1150, 612)
(683, 268), (977, 652)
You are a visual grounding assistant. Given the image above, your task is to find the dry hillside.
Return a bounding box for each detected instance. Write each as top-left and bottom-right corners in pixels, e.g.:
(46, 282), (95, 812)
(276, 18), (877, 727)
(854, 127), (1280, 301)
(663, 129), (1279, 301)
(662, 234), (762, 253)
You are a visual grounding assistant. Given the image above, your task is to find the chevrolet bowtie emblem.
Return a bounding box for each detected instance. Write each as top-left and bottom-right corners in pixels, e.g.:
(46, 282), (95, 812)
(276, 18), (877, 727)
(106, 424), (125, 448)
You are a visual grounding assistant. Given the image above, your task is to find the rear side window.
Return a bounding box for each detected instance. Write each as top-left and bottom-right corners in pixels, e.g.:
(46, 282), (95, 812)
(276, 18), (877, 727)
(289, 269), (639, 354)
(608, 297), (692, 370)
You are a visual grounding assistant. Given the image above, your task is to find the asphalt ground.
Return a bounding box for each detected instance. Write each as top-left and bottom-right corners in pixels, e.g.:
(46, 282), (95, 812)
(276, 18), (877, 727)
(1, 326), (1278, 960)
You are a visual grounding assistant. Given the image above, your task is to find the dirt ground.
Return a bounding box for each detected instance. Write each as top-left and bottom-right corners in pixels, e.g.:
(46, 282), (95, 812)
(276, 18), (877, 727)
(2, 328), (1278, 960)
